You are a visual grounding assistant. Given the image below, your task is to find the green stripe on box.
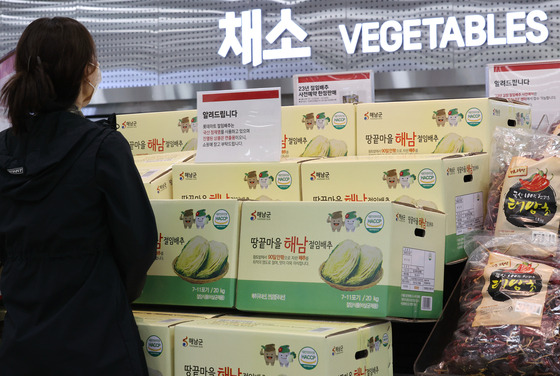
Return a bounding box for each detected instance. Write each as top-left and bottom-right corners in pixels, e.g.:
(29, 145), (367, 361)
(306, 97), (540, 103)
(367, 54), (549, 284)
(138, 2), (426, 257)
(387, 286), (443, 320)
(445, 233), (467, 264)
(235, 280), (389, 318)
(135, 276), (235, 308)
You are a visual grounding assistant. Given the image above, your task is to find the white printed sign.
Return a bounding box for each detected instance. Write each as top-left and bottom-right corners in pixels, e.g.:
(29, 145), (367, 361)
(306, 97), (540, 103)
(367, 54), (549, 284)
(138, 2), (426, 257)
(487, 60), (560, 132)
(293, 71), (373, 105)
(195, 88), (282, 162)
(218, 8), (311, 67)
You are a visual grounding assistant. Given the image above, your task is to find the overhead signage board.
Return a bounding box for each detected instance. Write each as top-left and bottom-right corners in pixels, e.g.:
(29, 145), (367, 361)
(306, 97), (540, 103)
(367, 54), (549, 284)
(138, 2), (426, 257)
(217, 9), (549, 66)
(195, 88), (282, 162)
(293, 71), (374, 105)
(487, 61), (560, 132)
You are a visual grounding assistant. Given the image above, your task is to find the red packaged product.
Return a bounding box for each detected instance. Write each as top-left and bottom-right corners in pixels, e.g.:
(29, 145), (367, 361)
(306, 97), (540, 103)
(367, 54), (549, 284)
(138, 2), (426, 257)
(426, 236), (560, 375)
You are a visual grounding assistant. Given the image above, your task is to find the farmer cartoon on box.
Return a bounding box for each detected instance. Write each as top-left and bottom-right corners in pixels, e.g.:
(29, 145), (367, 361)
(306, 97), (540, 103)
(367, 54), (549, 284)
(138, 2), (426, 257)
(302, 113), (315, 130)
(259, 171), (274, 189)
(191, 116), (198, 132)
(383, 169), (398, 189)
(178, 116), (191, 133)
(195, 209), (211, 229)
(432, 109), (447, 127)
(399, 169), (416, 188)
(327, 211), (344, 232)
(179, 209), (194, 229)
(345, 211), (363, 232)
(316, 112), (330, 130)
(447, 108), (464, 127)
(260, 344), (277, 366)
(244, 171), (258, 189)
(277, 345), (296, 367)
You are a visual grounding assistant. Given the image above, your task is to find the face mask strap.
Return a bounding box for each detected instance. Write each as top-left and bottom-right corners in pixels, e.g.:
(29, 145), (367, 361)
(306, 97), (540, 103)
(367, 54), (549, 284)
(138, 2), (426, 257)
(86, 80), (96, 91)
(85, 62), (101, 97)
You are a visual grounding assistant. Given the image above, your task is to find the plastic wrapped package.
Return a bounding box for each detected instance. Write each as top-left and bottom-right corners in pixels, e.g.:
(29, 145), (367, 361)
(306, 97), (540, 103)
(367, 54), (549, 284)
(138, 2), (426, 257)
(423, 234), (560, 375)
(484, 127), (560, 232)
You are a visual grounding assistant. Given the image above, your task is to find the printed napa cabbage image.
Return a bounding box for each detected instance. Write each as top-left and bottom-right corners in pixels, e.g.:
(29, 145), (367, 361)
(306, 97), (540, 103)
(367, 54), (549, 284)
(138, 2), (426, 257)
(321, 239), (361, 284)
(300, 135), (348, 157)
(181, 137), (198, 151)
(345, 245), (383, 286)
(300, 135), (330, 157)
(462, 136), (483, 152)
(328, 139), (348, 157)
(432, 132), (464, 153)
(321, 239), (383, 288)
(173, 235), (229, 281)
(196, 240), (229, 279)
(432, 133), (483, 153)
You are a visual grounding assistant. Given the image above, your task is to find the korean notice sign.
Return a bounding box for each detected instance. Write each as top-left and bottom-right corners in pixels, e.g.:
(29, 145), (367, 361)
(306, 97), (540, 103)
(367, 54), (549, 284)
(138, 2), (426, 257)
(293, 71), (374, 105)
(487, 61), (560, 132)
(196, 88), (282, 162)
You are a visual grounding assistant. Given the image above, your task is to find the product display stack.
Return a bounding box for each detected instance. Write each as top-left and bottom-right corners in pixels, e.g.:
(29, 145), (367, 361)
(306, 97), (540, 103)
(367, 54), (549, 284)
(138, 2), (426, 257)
(3, 3), (560, 375)
(116, 91), (540, 376)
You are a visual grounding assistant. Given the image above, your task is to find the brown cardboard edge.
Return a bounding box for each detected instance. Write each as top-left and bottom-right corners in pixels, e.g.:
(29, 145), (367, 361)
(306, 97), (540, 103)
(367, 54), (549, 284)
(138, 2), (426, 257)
(392, 199), (446, 215)
(386, 317), (437, 324)
(146, 166), (172, 184)
(488, 96), (530, 106)
(445, 257), (467, 266)
(440, 152), (487, 160)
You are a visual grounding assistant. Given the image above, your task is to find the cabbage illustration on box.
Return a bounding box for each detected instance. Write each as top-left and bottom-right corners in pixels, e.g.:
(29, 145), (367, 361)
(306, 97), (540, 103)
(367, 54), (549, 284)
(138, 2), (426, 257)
(117, 109), (198, 155)
(320, 240), (384, 290)
(281, 103), (356, 158)
(135, 199), (240, 308)
(236, 201), (446, 320)
(356, 97), (531, 156)
(174, 315), (393, 376)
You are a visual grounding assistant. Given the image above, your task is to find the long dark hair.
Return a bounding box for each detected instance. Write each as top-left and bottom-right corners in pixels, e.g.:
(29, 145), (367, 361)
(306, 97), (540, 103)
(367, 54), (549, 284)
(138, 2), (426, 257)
(0, 17), (97, 134)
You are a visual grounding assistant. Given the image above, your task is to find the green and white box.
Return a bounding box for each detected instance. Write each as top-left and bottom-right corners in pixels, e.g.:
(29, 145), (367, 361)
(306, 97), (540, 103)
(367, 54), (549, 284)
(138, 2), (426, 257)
(172, 158), (314, 201)
(135, 199), (240, 308)
(300, 153), (489, 263)
(134, 310), (220, 376)
(117, 109), (198, 155)
(356, 97), (531, 155)
(281, 103), (356, 158)
(236, 201), (446, 320)
(174, 315), (393, 376)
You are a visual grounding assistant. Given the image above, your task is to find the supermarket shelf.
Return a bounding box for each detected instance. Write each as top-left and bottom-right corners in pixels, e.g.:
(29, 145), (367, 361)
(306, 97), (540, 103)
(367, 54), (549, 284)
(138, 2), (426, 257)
(84, 68), (486, 116)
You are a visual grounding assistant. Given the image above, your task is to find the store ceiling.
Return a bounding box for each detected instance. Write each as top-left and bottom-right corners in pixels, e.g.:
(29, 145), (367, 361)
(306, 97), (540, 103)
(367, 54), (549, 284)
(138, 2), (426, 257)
(0, 1), (556, 110)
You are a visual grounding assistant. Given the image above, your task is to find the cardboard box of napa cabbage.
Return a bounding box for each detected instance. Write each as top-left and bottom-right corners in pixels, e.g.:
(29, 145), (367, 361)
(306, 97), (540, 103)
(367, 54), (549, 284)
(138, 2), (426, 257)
(117, 109), (198, 155)
(135, 199), (240, 308)
(281, 103), (357, 158)
(236, 201), (446, 320)
(356, 97), (531, 155)
(133, 151), (196, 199)
(134, 310), (222, 376)
(300, 153), (489, 263)
(174, 315), (393, 376)
(172, 158), (313, 201)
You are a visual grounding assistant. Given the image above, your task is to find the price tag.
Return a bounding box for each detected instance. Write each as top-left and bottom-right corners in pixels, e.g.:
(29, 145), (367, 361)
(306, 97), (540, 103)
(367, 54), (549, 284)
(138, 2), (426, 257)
(195, 88), (282, 162)
(293, 71), (373, 105)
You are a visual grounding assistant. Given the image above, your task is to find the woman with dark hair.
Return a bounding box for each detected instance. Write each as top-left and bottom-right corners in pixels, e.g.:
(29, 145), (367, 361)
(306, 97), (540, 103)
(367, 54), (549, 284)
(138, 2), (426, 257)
(0, 17), (157, 375)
